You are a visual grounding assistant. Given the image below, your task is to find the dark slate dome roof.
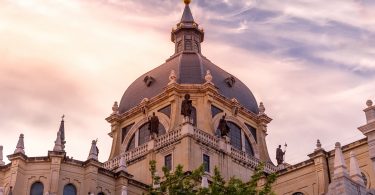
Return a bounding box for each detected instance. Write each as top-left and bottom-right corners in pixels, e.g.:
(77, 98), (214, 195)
(118, 53), (259, 114)
(118, 2), (258, 114)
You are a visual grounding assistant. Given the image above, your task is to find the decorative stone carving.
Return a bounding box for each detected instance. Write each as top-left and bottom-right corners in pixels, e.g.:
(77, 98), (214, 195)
(231, 98), (239, 116)
(53, 131), (63, 152)
(87, 139), (99, 161)
(116, 156), (127, 172)
(141, 98), (150, 116)
(315, 139), (322, 150)
(14, 133), (25, 154)
(143, 75), (155, 87)
(204, 70), (213, 84)
(148, 112), (159, 139)
(168, 70), (177, 85)
(259, 102), (265, 114)
(218, 114), (230, 137)
(225, 76), (235, 87)
(366, 99), (373, 107)
(112, 101), (119, 114)
(276, 145), (286, 165)
(181, 94), (193, 123)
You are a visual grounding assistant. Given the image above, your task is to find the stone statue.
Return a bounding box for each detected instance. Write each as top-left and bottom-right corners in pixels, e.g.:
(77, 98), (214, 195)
(218, 114), (230, 137)
(181, 94), (193, 118)
(148, 112), (159, 138)
(276, 145), (286, 165)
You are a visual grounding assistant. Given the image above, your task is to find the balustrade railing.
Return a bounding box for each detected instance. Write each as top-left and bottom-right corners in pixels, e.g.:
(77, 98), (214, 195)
(155, 128), (182, 149)
(193, 128), (219, 148)
(230, 147), (277, 173)
(103, 126), (278, 173)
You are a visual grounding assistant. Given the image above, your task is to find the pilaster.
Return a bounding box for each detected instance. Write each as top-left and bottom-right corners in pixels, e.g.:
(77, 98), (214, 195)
(308, 147), (329, 194)
(358, 99), (375, 171)
(83, 159), (101, 194)
(7, 153), (27, 195)
(47, 151), (65, 195)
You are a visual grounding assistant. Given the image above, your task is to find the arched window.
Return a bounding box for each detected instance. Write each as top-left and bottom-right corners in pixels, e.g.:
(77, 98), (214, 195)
(126, 122), (167, 151)
(126, 134), (136, 151)
(98, 192), (105, 195)
(63, 184), (77, 195)
(244, 136), (254, 156)
(30, 182), (44, 195)
(223, 121), (255, 156)
(227, 122), (242, 150)
(292, 192), (304, 195)
(159, 125), (166, 136)
(138, 123), (150, 146)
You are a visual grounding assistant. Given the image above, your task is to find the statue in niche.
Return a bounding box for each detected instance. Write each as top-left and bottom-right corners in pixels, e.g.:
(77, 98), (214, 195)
(148, 112), (159, 138)
(218, 114), (230, 137)
(181, 94), (193, 119)
(276, 145), (286, 165)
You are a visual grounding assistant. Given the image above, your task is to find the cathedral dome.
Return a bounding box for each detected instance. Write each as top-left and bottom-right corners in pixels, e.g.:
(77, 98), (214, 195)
(118, 2), (259, 114)
(118, 53), (259, 114)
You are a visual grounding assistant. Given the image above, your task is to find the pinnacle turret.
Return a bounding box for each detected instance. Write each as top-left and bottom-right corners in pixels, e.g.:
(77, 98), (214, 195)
(14, 133), (25, 154)
(53, 115), (66, 152)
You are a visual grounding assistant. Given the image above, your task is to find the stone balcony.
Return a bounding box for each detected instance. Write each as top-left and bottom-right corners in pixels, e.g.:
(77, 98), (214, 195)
(103, 124), (277, 174)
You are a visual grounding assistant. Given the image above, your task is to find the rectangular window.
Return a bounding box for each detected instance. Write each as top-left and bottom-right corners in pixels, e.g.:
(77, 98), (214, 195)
(203, 154), (210, 173)
(165, 154), (172, 171)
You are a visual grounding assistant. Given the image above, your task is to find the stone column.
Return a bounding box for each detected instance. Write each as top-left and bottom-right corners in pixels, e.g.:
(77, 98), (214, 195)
(358, 99), (375, 171)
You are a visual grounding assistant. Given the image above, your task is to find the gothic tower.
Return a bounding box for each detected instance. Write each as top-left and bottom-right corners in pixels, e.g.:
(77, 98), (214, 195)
(104, 1), (276, 184)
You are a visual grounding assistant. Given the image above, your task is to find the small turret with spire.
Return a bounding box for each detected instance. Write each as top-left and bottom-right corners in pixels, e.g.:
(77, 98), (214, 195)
(171, 0), (204, 54)
(14, 134), (25, 154)
(53, 115), (66, 152)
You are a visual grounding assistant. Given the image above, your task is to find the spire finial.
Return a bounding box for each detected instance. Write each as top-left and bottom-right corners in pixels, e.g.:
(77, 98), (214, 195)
(184, 0), (191, 5)
(61, 114), (65, 121)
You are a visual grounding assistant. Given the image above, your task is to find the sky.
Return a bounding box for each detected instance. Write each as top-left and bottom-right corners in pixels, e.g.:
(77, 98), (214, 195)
(0, 0), (374, 165)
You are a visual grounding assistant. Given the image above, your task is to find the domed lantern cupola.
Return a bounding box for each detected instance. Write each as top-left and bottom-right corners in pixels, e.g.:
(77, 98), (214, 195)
(171, 0), (204, 54)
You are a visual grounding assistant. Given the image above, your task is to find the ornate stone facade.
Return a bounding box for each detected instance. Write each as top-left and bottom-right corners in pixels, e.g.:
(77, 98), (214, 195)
(0, 1), (374, 195)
